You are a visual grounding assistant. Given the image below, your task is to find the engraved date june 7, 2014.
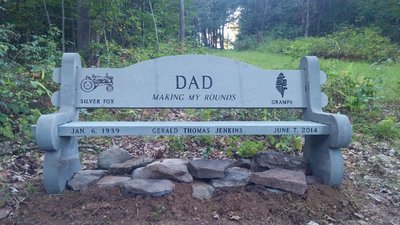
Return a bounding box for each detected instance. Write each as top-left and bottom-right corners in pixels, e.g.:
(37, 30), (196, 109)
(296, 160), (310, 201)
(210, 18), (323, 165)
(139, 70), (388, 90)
(273, 127), (318, 134)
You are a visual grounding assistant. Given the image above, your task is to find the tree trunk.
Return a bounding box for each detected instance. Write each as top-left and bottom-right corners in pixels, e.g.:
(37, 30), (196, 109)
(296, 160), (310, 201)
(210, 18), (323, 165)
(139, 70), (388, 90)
(316, 0), (326, 35)
(141, 0), (145, 47)
(179, 0), (185, 44)
(148, 0), (159, 52)
(103, 27), (110, 65)
(76, 0), (90, 52)
(261, 0), (269, 31)
(202, 29), (208, 47)
(213, 29), (217, 48)
(220, 26), (224, 49)
(42, 0), (51, 30)
(303, 0), (310, 37)
(61, 0), (65, 52)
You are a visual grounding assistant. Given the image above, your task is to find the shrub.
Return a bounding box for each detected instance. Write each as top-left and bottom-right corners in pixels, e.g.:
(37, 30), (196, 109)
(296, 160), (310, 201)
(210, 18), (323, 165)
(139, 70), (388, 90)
(317, 27), (398, 63)
(236, 140), (264, 158)
(323, 63), (382, 115)
(259, 39), (292, 55)
(92, 40), (207, 67)
(234, 34), (264, 50)
(0, 25), (61, 141)
(261, 27), (399, 63)
(373, 117), (400, 141)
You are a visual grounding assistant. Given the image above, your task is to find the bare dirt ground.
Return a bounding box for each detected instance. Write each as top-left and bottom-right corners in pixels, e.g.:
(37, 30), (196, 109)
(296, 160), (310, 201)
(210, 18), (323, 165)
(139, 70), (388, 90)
(1, 135), (398, 225)
(0, 109), (399, 225)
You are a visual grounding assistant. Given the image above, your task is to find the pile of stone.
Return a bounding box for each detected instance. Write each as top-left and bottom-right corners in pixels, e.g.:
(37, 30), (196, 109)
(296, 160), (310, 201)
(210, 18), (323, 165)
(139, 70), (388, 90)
(68, 147), (315, 199)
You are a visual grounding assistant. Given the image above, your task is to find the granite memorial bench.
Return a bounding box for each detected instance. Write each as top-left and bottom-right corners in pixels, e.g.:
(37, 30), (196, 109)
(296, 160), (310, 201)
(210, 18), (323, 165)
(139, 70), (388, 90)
(33, 53), (352, 194)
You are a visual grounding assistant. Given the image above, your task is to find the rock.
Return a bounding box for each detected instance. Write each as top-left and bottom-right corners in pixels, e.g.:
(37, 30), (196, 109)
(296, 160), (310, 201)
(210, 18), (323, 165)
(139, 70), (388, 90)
(109, 157), (154, 175)
(192, 182), (215, 200)
(131, 167), (152, 179)
(376, 154), (395, 165)
(211, 167), (251, 188)
(228, 158), (251, 169)
(97, 176), (131, 188)
(162, 158), (189, 164)
(229, 215), (241, 221)
(120, 179), (174, 197)
(265, 187), (285, 194)
(250, 168), (308, 195)
(98, 146), (134, 169)
(307, 221), (320, 225)
(0, 208), (10, 219)
(68, 170), (107, 191)
(354, 212), (364, 219)
(253, 151), (308, 173)
(188, 159), (232, 179)
(367, 193), (388, 203)
(132, 159), (193, 183)
(213, 213), (220, 220)
(78, 170), (108, 176)
(306, 175), (322, 185)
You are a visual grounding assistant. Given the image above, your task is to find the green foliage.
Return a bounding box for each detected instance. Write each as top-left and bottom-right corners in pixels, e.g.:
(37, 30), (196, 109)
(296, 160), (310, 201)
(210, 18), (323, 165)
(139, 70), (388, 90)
(323, 63), (382, 115)
(200, 147), (213, 159)
(25, 181), (38, 195)
(266, 27), (400, 63)
(167, 137), (187, 152)
(225, 136), (240, 158)
(0, 25), (61, 141)
(197, 136), (214, 146)
(238, 0), (400, 44)
(149, 204), (165, 222)
(0, 24), (18, 64)
(234, 35), (263, 50)
(93, 41), (207, 68)
(238, 0), (301, 40)
(268, 136), (302, 153)
(372, 117), (400, 141)
(236, 140), (264, 158)
(0, 183), (12, 208)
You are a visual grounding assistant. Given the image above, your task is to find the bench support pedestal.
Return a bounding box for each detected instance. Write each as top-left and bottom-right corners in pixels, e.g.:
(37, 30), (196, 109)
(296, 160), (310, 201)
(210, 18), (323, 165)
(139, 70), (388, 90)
(43, 137), (81, 194)
(304, 136), (344, 186)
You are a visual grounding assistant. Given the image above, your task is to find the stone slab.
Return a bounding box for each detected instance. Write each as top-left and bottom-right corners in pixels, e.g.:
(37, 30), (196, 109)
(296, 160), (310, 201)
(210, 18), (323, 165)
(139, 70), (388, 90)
(120, 179), (174, 197)
(250, 168), (308, 195)
(254, 151), (308, 173)
(211, 167), (251, 188)
(97, 176), (131, 188)
(188, 159), (232, 179)
(131, 159), (193, 183)
(192, 182), (215, 200)
(228, 158), (251, 169)
(97, 147), (133, 169)
(68, 170), (107, 191)
(109, 157), (154, 175)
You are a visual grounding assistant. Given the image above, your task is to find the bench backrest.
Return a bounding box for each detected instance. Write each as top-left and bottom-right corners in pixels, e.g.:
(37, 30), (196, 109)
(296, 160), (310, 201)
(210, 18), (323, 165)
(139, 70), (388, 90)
(51, 54), (328, 110)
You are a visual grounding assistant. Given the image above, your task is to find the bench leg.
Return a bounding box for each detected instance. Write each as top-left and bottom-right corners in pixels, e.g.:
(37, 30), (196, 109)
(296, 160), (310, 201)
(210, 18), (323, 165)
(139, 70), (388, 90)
(304, 136), (344, 186)
(43, 137), (81, 194)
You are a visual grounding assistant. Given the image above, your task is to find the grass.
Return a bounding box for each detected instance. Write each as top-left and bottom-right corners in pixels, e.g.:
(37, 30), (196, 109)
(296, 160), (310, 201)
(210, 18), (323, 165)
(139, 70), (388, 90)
(212, 49), (400, 102)
(212, 50), (294, 69)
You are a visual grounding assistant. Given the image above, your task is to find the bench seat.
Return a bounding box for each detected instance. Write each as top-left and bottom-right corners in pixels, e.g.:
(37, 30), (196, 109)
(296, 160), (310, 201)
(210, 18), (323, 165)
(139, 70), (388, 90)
(58, 121), (330, 136)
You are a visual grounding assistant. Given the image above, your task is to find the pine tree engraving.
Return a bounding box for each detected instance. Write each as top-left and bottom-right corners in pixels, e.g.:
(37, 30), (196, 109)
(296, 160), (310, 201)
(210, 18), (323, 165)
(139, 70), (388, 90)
(276, 73), (287, 98)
